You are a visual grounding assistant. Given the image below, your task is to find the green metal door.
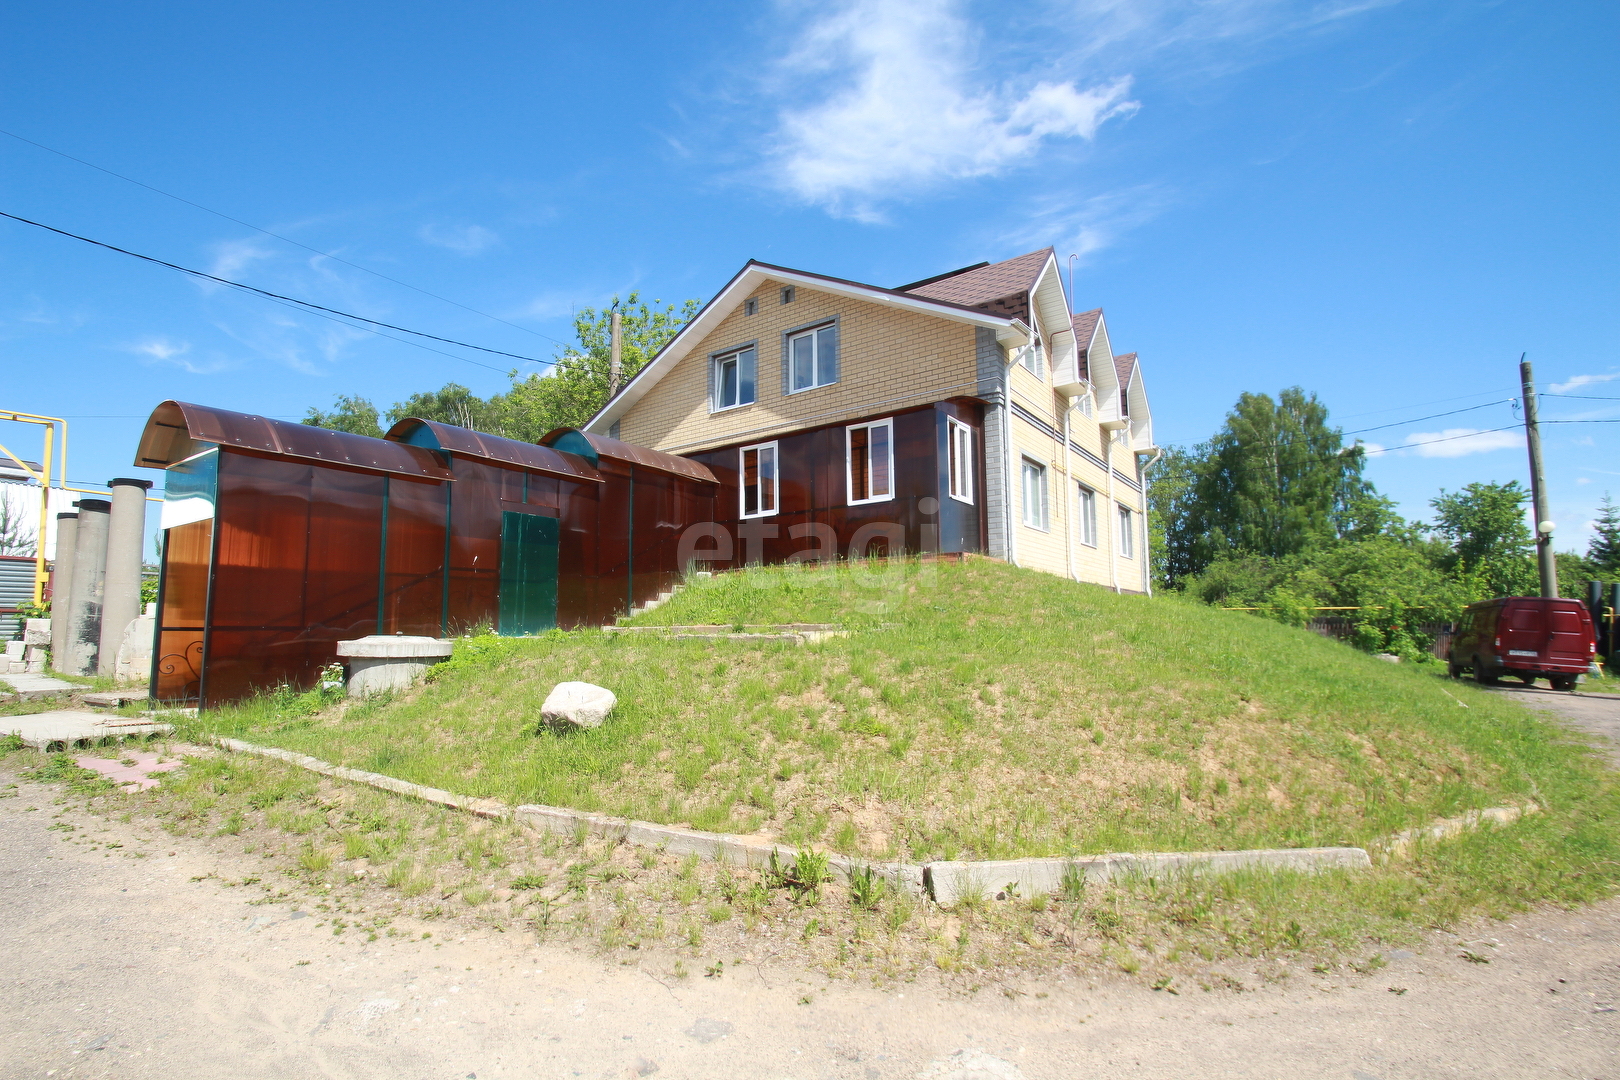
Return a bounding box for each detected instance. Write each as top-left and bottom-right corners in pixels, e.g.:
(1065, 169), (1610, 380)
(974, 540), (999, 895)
(498, 511), (559, 635)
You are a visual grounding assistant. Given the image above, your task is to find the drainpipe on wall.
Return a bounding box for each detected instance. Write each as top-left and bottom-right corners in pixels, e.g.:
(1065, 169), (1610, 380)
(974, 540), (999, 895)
(1063, 403), (1075, 581)
(1104, 433), (1119, 594)
(1139, 447), (1164, 597)
(1003, 360), (1018, 568)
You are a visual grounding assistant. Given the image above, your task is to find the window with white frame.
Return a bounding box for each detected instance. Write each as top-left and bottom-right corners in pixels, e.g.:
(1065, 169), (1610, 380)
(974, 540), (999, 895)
(1075, 484), (1098, 547)
(846, 418), (893, 504)
(787, 322), (838, 393)
(1118, 505), (1135, 558)
(1021, 457), (1048, 530)
(712, 346), (756, 411)
(946, 417), (973, 504)
(739, 441), (778, 518)
(1077, 389), (1094, 418)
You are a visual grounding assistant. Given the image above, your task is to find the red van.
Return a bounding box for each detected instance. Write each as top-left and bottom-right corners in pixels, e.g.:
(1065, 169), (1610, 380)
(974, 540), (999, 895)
(1447, 597), (1596, 690)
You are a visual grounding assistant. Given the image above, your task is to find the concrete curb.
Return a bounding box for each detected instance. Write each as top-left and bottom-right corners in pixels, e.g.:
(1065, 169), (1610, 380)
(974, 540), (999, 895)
(923, 847), (1372, 907)
(207, 738), (1532, 906)
(1380, 803), (1538, 858)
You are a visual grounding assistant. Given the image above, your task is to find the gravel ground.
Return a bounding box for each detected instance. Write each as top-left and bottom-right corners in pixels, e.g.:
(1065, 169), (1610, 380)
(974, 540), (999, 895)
(3, 739), (1619, 1080)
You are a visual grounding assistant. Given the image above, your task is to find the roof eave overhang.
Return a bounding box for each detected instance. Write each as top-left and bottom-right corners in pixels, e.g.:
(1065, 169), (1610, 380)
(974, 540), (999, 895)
(585, 261), (1023, 433)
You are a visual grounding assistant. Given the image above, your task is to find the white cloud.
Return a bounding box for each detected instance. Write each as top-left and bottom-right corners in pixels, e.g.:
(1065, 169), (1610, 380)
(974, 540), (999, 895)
(767, 0), (1138, 219)
(1357, 440), (1385, 455)
(1550, 372), (1620, 394)
(1003, 185), (1173, 269)
(127, 337), (233, 375)
(1403, 427), (1523, 458)
(418, 224), (500, 255)
(208, 238), (275, 281)
(1577, 477), (1591, 485)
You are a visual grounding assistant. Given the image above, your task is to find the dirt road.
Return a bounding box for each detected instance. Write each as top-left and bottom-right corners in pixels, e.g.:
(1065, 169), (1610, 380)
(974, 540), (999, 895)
(1482, 682), (1620, 766)
(3, 748), (1618, 1080)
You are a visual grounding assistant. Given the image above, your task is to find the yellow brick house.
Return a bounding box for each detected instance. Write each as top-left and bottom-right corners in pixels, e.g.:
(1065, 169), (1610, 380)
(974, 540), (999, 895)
(584, 248), (1160, 592)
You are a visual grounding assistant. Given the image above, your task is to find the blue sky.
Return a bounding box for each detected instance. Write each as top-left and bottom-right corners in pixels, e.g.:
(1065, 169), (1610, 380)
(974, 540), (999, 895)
(2, 0), (1616, 554)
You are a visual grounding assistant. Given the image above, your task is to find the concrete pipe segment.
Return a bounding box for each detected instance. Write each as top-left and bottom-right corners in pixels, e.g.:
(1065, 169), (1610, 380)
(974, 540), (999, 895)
(334, 635), (454, 697)
(97, 478), (153, 679)
(47, 512), (78, 671)
(62, 499), (110, 677)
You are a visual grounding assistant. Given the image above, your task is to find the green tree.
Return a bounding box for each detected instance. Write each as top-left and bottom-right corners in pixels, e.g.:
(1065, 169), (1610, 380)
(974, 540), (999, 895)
(1589, 493), (1620, 575)
(387, 383), (495, 432)
(302, 394), (384, 438)
(1145, 445), (1200, 590)
(1177, 388), (1371, 575)
(0, 486), (37, 557)
(491, 293), (701, 441)
(1429, 481), (1538, 596)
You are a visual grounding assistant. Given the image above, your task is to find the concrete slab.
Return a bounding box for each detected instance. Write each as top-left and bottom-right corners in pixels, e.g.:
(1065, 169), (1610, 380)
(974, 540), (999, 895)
(0, 673), (78, 700)
(80, 689), (151, 707)
(2, 710), (174, 750)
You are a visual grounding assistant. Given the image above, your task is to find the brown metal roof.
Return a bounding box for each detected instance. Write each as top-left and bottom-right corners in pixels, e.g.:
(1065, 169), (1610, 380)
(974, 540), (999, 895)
(1114, 351), (1138, 387)
(1071, 308), (1102, 381)
(903, 248), (1053, 308)
(539, 429), (718, 484)
(135, 401), (454, 480)
(385, 418), (602, 483)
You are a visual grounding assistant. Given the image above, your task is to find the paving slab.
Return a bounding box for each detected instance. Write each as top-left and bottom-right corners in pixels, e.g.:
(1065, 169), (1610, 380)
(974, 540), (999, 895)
(80, 688), (151, 707)
(0, 673), (78, 700)
(1, 709), (173, 749)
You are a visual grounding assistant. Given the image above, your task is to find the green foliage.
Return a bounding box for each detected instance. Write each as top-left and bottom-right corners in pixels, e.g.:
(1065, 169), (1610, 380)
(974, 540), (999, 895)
(302, 393), (385, 438)
(14, 598), (49, 621)
(300, 292), (700, 445)
(490, 293), (703, 440)
(427, 632), (522, 681)
(1430, 481), (1538, 596)
(140, 575), (158, 607)
(1160, 388), (1371, 585)
(1589, 493), (1620, 576)
(847, 863), (886, 910)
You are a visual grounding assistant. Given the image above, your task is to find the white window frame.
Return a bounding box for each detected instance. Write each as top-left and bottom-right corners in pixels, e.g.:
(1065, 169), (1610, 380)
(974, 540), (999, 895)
(1021, 456), (1049, 531)
(738, 440), (779, 519)
(711, 345), (757, 413)
(946, 417), (974, 505)
(1075, 483), (1098, 547)
(845, 417), (895, 506)
(785, 321), (838, 394)
(1118, 505), (1135, 559)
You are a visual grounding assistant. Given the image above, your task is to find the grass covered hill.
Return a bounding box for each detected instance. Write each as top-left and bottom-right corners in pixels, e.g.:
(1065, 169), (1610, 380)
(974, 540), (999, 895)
(189, 556), (1616, 872)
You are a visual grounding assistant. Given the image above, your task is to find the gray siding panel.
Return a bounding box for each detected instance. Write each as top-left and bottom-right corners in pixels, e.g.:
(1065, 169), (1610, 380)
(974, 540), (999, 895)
(975, 327), (1009, 560)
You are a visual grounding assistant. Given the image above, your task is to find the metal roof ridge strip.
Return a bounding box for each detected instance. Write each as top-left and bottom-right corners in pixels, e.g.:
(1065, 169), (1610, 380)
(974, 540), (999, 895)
(384, 417), (603, 483)
(543, 429), (717, 484)
(134, 401), (454, 480)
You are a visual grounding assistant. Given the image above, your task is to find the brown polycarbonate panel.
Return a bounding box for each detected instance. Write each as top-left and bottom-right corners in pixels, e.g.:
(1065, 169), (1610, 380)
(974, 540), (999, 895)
(136, 401), (452, 479)
(158, 518), (213, 628)
(154, 629), (205, 702)
(383, 477), (447, 636)
(305, 466), (386, 643)
(385, 418), (602, 482)
(211, 453), (312, 635)
(203, 630), (325, 706)
(446, 458), (504, 634)
(558, 474), (608, 628)
(540, 429), (718, 485)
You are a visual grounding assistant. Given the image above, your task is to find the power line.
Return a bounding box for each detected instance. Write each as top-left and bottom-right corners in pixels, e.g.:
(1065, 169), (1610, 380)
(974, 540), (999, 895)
(1360, 425), (1523, 455)
(1335, 387), (1520, 420)
(1342, 398), (1513, 436)
(1542, 393), (1620, 401)
(0, 126), (574, 352)
(0, 209), (556, 370)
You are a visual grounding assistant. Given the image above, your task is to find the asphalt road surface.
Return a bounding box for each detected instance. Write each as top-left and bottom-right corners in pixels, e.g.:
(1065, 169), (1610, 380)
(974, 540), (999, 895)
(2, 687), (1618, 1080)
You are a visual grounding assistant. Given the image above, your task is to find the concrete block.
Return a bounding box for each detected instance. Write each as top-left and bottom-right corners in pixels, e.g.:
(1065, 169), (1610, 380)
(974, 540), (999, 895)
(334, 635), (453, 697)
(3, 641), (22, 661)
(22, 619), (51, 646)
(114, 614), (155, 685)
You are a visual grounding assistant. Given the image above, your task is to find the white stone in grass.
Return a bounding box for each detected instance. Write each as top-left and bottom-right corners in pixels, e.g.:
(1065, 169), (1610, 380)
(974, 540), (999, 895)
(541, 681), (616, 730)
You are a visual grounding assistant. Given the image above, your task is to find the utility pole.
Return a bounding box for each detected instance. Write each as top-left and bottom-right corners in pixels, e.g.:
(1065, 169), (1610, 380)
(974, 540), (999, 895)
(608, 307), (623, 399)
(1519, 355), (1558, 597)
